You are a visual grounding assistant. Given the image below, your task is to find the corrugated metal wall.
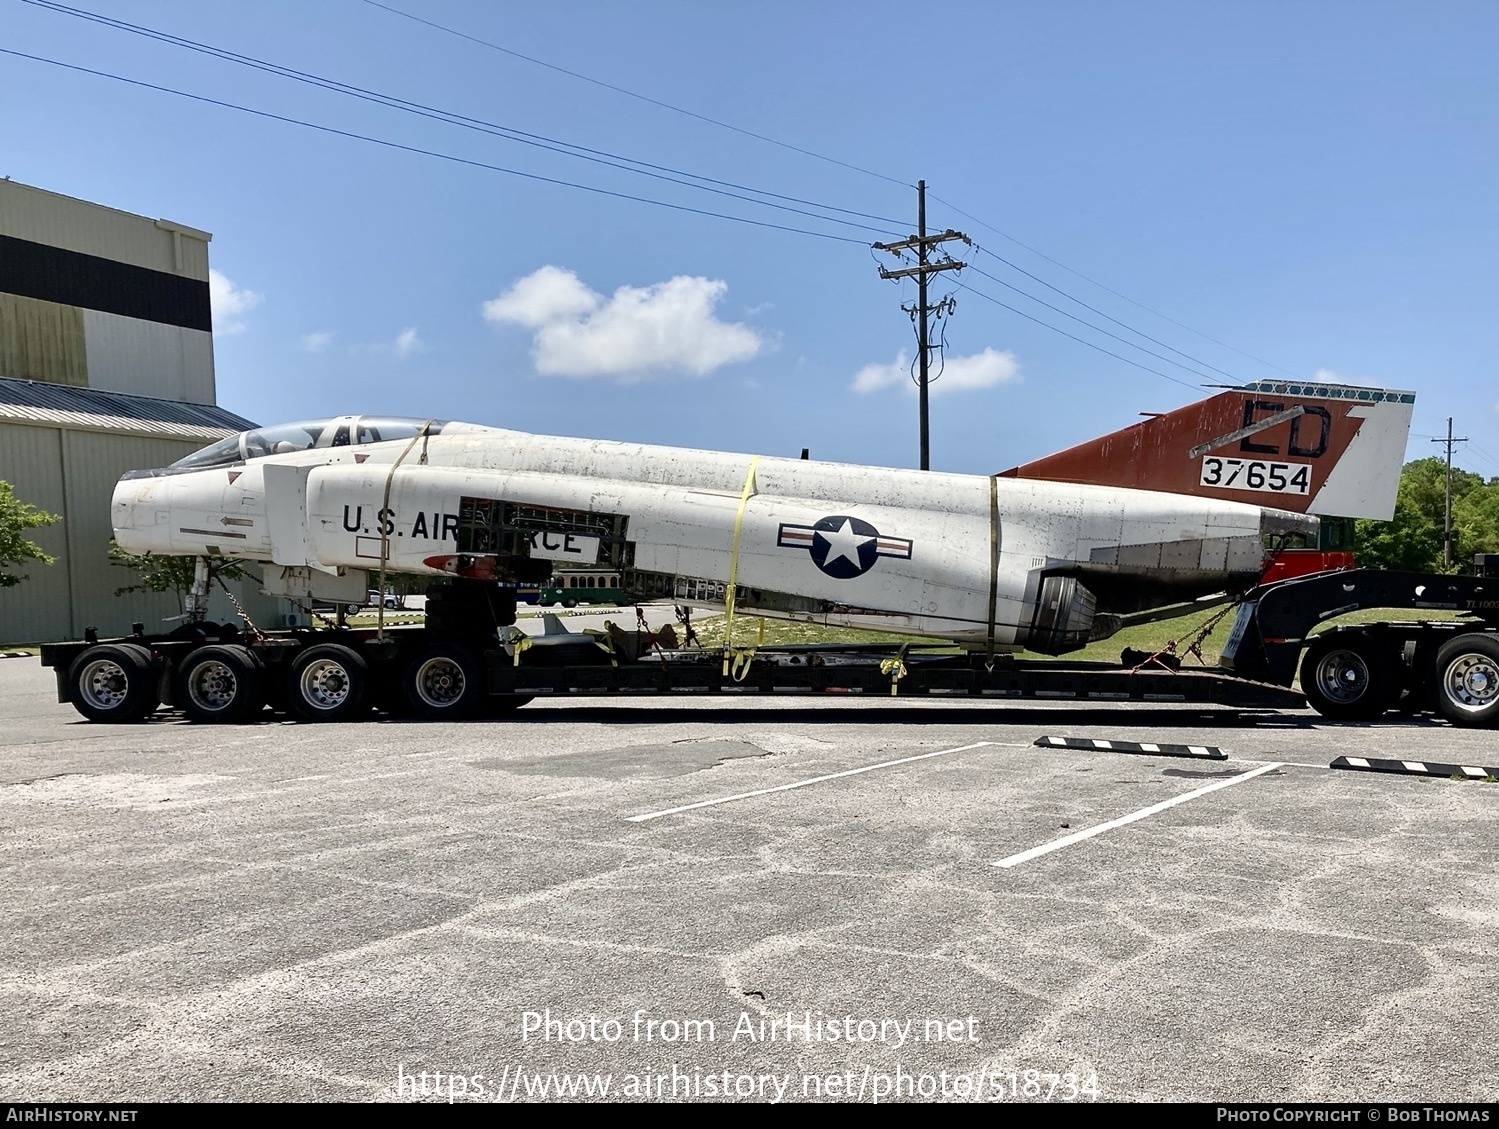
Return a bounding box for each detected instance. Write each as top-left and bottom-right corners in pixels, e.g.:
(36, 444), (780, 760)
(0, 422), (297, 644)
(0, 422), (72, 642)
(0, 292), (87, 386)
(61, 429), (203, 638)
(0, 182), (289, 644)
(81, 310), (214, 405)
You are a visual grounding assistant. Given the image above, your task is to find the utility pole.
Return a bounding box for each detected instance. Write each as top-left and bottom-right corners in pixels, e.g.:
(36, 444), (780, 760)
(1431, 417), (1469, 569)
(872, 181), (969, 470)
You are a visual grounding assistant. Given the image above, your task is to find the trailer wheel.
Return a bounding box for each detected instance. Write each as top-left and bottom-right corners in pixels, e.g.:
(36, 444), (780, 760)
(67, 643), (158, 723)
(177, 645), (264, 724)
(1299, 635), (1392, 720)
(288, 644), (370, 722)
(402, 643), (484, 720)
(1432, 635), (1499, 727)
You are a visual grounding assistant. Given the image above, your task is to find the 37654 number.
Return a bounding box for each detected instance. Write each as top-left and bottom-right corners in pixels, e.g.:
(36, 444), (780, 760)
(1199, 457), (1311, 494)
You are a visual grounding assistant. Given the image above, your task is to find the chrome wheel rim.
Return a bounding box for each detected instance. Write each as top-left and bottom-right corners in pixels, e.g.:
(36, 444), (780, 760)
(1314, 649), (1370, 705)
(1443, 654), (1499, 713)
(299, 659), (351, 710)
(78, 659), (128, 711)
(187, 660), (237, 712)
(414, 657), (465, 709)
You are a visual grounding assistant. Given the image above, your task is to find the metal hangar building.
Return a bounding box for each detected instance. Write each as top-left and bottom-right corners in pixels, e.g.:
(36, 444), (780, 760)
(0, 179), (295, 644)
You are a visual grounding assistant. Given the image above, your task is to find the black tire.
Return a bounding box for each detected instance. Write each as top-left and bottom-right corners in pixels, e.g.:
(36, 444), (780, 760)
(66, 643), (159, 724)
(288, 643), (370, 722)
(176, 645), (265, 724)
(402, 643), (485, 720)
(1299, 634), (1393, 721)
(1432, 634), (1499, 728)
(562, 598), (578, 609)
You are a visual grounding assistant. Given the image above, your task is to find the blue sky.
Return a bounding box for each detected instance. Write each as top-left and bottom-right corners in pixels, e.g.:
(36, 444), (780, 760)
(4, 0), (1496, 476)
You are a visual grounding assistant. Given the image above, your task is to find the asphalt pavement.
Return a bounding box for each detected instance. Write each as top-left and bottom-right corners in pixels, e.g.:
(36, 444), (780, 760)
(0, 655), (1495, 1103)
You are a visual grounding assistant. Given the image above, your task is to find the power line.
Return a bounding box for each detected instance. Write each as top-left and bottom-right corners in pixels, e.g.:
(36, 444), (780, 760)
(965, 262), (1224, 384)
(970, 247), (1246, 383)
(359, 0), (914, 190)
(947, 275), (1203, 392)
(0, 48), (874, 245)
(928, 192), (1303, 379)
(20, 0), (908, 239)
(22, 1), (1303, 388)
(355, 0), (1301, 385)
(1466, 441), (1499, 474)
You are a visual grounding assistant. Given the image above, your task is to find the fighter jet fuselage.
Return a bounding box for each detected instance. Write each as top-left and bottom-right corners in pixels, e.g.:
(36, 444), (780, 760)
(112, 414), (1320, 654)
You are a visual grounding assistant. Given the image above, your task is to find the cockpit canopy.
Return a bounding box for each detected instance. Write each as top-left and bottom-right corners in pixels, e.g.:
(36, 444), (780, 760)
(166, 416), (452, 473)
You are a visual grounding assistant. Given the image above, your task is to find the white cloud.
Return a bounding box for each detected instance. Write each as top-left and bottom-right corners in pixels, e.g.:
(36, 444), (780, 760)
(208, 269), (262, 335)
(299, 331), (333, 352)
(852, 348), (1020, 396)
(393, 327), (422, 359)
(851, 353), (910, 394)
(483, 266), (763, 381)
(482, 265), (597, 328)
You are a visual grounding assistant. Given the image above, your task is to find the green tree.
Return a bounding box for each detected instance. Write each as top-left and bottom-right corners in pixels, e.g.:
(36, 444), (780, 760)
(1453, 473), (1499, 561)
(1355, 456), (1498, 572)
(108, 542), (247, 613)
(0, 480), (60, 588)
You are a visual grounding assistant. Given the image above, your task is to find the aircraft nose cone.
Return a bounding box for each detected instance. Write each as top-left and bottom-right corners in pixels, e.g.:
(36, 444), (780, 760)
(111, 474), (170, 554)
(1260, 506), (1320, 541)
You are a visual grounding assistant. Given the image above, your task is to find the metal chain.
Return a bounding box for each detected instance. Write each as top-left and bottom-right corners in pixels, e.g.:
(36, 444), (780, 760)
(1129, 603), (1237, 673)
(675, 605), (702, 649)
(295, 599), (342, 630)
(215, 575), (266, 642)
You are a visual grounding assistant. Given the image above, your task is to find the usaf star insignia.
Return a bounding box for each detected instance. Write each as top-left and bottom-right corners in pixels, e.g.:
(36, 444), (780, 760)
(776, 515), (913, 579)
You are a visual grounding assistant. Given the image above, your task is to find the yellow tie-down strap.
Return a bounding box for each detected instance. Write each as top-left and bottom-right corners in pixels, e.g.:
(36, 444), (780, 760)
(879, 652), (909, 696)
(722, 455), (761, 678)
(592, 625), (619, 668)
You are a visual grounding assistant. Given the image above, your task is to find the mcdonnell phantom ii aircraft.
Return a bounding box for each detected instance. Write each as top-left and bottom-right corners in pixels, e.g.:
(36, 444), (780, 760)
(110, 379), (1412, 655)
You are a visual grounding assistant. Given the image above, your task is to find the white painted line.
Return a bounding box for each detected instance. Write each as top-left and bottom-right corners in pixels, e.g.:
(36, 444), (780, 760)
(1232, 758), (1327, 770)
(1402, 761), (1427, 773)
(1462, 766), (1487, 778)
(1345, 757), (1370, 768)
(992, 761), (1284, 869)
(626, 741), (1004, 823)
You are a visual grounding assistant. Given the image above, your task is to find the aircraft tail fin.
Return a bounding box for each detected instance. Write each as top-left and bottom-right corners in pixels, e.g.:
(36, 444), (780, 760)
(998, 381), (1415, 521)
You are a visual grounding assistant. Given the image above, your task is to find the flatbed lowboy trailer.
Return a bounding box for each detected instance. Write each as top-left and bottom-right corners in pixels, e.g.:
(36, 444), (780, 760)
(36, 566), (1499, 727)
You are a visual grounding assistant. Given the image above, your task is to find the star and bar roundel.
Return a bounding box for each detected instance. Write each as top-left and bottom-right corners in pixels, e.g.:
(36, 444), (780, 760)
(776, 515), (913, 579)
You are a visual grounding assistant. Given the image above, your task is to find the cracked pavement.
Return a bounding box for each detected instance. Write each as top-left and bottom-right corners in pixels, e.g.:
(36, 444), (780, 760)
(0, 657), (1495, 1102)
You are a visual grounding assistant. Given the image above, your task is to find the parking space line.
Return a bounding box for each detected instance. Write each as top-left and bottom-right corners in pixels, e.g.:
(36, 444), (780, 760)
(992, 761), (1283, 869)
(626, 741), (1011, 823)
(1231, 757), (1328, 770)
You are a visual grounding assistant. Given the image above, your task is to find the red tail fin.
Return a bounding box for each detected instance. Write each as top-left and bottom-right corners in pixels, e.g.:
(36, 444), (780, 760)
(999, 381), (1414, 521)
